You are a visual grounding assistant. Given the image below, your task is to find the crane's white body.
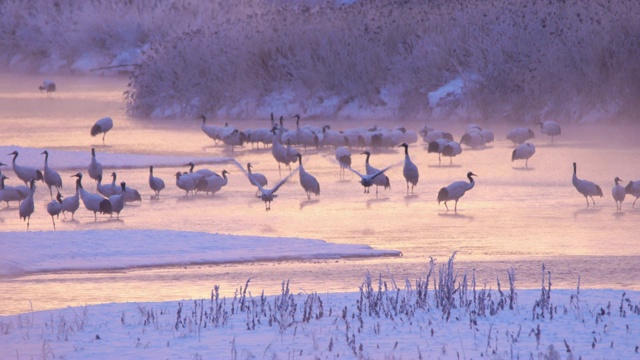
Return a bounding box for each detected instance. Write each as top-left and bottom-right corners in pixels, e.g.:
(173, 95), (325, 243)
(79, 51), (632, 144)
(539, 120), (561, 143)
(19, 179), (36, 230)
(572, 162), (603, 207)
(335, 146), (352, 179)
(74, 173), (112, 220)
(8, 150), (43, 185)
(625, 180), (640, 208)
(62, 178), (81, 219)
(438, 172), (477, 212)
(202, 170), (229, 195)
(148, 166), (165, 198)
(346, 165), (391, 194)
(109, 182), (127, 219)
(297, 153), (320, 200)
(91, 117), (113, 145)
(363, 151), (390, 194)
(47, 192), (63, 230)
(399, 143), (419, 195)
(247, 163), (267, 195)
(0, 175), (29, 206)
(506, 127), (535, 146)
(512, 142), (536, 168)
(612, 177), (626, 211)
(88, 148), (103, 182)
(175, 172), (197, 197)
(42, 150), (62, 198)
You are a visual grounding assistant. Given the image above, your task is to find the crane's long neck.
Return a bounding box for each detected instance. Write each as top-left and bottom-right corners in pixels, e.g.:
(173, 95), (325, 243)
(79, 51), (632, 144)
(403, 145), (409, 156)
(467, 174), (475, 190)
(12, 153), (18, 165)
(44, 152), (49, 166)
(365, 152), (371, 164)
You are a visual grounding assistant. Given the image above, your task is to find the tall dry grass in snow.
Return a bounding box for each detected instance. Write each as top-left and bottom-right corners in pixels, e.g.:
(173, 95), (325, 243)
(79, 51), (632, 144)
(2, 0), (639, 123)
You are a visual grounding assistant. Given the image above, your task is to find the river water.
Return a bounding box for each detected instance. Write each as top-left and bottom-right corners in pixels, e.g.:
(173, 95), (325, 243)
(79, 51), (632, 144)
(1, 73), (639, 316)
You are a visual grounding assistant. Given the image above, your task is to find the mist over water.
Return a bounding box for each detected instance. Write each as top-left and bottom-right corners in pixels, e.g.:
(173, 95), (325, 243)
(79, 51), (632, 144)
(1, 73), (639, 315)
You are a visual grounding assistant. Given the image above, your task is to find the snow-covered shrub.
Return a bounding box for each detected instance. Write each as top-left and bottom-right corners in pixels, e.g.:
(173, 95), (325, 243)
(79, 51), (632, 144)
(4, 0), (640, 123)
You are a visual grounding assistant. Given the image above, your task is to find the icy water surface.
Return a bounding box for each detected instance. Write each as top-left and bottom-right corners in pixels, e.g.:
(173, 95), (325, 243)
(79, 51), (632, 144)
(1, 73), (640, 315)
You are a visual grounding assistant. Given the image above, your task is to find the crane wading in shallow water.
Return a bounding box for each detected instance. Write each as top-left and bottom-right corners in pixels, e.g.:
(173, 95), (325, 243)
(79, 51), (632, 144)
(572, 162), (603, 208)
(399, 143), (419, 195)
(437, 172), (477, 212)
(346, 165), (391, 195)
(8, 150), (43, 185)
(73, 172), (112, 220)
(19, 179), (36, 231)
(91, 117), (113, 145)
(148, 166), (165, 199)
(296, 153), (320, 200)
(612, 177), (625, 212)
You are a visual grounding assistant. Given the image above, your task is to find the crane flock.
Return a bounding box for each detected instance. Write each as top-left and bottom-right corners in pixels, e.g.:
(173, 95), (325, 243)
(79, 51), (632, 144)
(1, 112), (637, 231)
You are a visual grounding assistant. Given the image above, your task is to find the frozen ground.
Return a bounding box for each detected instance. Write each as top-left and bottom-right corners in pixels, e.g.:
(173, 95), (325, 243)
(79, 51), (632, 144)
(1, 231), (638, 359)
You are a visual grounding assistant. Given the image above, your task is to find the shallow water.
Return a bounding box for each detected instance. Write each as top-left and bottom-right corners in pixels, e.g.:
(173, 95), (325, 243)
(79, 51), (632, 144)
(1, 73), (640, 316)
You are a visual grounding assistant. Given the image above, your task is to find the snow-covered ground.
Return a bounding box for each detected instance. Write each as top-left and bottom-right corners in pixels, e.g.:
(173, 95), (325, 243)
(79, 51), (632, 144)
(1, 232), (639, 359)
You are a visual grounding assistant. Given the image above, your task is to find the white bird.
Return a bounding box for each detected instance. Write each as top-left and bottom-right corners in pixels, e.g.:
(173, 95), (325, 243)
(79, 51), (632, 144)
(39, 80), (56, 95)
(8, 150), (43, 185)
(511, 142), (536, 168)
(41, 150), (63, 199)
(247, 163), (268, 196)
(235, 159), (298, 211)
(572, 162), (603, 207)
(539, 120), (561, 144)
(19, 179), (36, 231)
(625, 181), (640, 208)
(88, 148), (103, 182)
(148, 165), (165, 198)
(442, 141), (462, 164)
(109, 182), (127, 219)
(252, 167), (298, 211)
(73, 172), (112, 220)
(506, 127), (535, 146)
(220, 129), (247, 150)
(175, 171), (197, 197)
(0, 175), (29, 207)
(61, 177), (81, 220)
(296, 153), (320, 200)
(419, 127), (454, 144)
(460, 131), (486, 149)
(200, 115), (222, 142)
(96, 173), (119, 197)
(202, 170), (230, 195)
(437, 172), (477, 212)
(346, 165), (392, 194)
(292, 114), (318, 150)
(612, 177), (626, 211)
(111, 172), (142, 203)
(271, 126), (298, 176)
(47, 191), (64, 230)
(399, 143), (419, 195)
(363, 150), (390, 195)
(91, 117), (114, 145)
(335, 146), (352, 180)
(427, 138), (450, 164)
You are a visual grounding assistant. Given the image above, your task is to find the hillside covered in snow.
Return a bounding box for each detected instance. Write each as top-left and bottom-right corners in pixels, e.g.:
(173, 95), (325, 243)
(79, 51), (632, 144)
(2, 0), (639, 123)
